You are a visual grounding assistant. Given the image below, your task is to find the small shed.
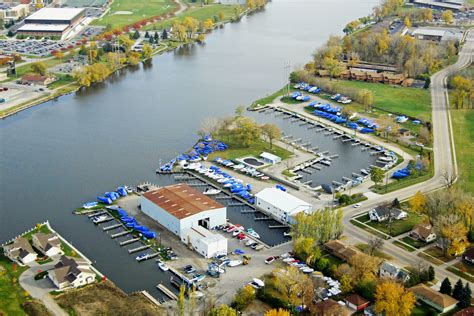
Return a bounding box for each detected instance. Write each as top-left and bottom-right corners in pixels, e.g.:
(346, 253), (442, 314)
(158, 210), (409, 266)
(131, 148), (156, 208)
(398, 128), (411, 137)
(260, 152), (281, 165)
(345, 294), (370, 311)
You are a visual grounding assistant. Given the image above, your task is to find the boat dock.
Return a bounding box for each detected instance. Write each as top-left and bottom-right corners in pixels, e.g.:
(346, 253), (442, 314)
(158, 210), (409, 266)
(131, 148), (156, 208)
(88, 210), (106, 218)
(156, 284), (178, 300)
(136, 252), (160, 262)
(103, 223), (122, 231)
(119, 237), (140, 246)
(128, 244), (151, 254)
(141, 290), (162, 306)
(111, 230), (131, 238)
(94, 216), (114, 224)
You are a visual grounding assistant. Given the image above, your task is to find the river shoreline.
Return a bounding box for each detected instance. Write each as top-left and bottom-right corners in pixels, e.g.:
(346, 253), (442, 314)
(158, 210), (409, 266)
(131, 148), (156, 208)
(0, 7), (257, 120)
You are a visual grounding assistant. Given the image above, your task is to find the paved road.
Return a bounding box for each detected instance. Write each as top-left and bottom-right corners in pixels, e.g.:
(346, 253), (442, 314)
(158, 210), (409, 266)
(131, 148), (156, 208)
(343, 30), (474, 285)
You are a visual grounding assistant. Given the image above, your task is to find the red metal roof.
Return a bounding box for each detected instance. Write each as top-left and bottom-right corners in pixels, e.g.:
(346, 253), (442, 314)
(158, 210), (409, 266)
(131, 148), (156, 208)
(143, 184), (224, 220)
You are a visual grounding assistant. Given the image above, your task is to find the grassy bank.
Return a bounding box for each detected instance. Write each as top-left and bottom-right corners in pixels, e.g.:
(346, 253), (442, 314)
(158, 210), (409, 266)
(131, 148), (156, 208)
(450, 109), (474, 193)
(252, 86), (289, 108)
(208, 139), (292, 161)
(93, 0), (179, 29)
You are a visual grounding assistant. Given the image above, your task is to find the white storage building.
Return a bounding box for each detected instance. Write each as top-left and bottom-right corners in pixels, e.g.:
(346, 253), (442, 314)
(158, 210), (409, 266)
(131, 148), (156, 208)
(255, 188), (312, 223)
(260, 152), (281, 165)
(183, 225), (227, 258)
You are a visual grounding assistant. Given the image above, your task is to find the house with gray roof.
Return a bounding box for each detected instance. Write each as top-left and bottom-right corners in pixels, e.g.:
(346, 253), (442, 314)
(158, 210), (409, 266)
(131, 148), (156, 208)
(369, 205), (407, 222)
(3, 237), (37, 265)
(32, 232), (63, 257)
(379, 261), (410, 283)
(48, 255), (95, 290)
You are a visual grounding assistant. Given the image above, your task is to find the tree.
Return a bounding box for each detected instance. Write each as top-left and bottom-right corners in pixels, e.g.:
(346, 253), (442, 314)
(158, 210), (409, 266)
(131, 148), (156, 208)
(458, 284), (472, 308)
(183, 16), (199, 39)
(261, 124), (281, 149)
(439, 219), (469, 256)
(142, 43), (153, 59)
(410, 191), (427, 214)
(30, 62), (47, 76)
(132, 30), (140, 40)
(270, 267), (314, 307)
(441, 10), (454, 24)
(52, 51), (64, 61)
(208, 305), (237, 316)
(451, 75), (473, 109)
(340, 274), (354, 294)
(292, 208), (343, 244)
(404, 16), (411, 27)
(357, 89), (374, 112)
(421, 8), (433, 22)
(203, 18), (214, 31)
(128, 53), (140, 66)
(118, 34), (134, 54)
(265, 309), (290, 316)
(370, 167), (384, 186)
(439, 277), (452, 295)
(367, 237), (384, 256)
(428, 265), (435, 281)
(177, 285), (185, 316)
(173, 22), (188, 42)
(232, 285), (255, 311)
(348, 253), (382, 282)
(161, 29), (168, 40)
(374, 281), (416, 316)
(197, 34), (206, 43)
(323, 57), (344, 80)
(218, 11), (225, 21)
(144, 31), (150, 38)
(418, 126), (431, 146)
(452, 279), (463, 300)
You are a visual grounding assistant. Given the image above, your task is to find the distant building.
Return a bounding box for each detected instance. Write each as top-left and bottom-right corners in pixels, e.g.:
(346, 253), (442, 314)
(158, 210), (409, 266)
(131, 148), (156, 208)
(454, 307), (474, 316)
(48, 255), (95, 290)
(409, 283), (458, 313)
(398, 128), (411, 137)
(17, 8), (85, 40)
(3, 237), (37, 264)
(411, 27), (464, 42)
(141, 184), (227, 258)
(462, 246), (474, 264)
(412, 0), (465, 11)
(379, 261), (411, 282)
(345, 294), (370, 311)
(368, 205), (407, 222)
(259, 152), (281, 165)
(324, 240), (361, 262)
(21, 75), (56, 85)
(314, 299), (350, 316)
(255, 187), (312, 223)
(409, 223), (437, 243)
(32, 232), (63, 257)
(0, 4), (30, 23)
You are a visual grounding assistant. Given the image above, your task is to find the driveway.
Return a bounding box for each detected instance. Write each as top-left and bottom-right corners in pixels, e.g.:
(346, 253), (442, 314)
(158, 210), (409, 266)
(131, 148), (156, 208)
(19, 261), (67, 316)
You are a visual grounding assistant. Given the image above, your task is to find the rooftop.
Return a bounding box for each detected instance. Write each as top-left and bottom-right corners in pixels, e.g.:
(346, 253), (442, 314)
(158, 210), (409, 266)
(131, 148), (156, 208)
(26, 8), (84, 22)
(413, 0), (465, 10)
(143, 184), (225, 220)
(186, 225), (226, 244)
(18, 24), (69, 32)
(260, 152), (281, 161)
(345, 294), (370, 306)
(255, 188), (312, 215)
(409, 284), (458, 308)
(413, 28), (446, 37)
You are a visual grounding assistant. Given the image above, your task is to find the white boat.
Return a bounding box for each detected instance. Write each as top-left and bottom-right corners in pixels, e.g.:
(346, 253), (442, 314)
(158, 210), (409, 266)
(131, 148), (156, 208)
(245, 239), (255, 246)
(158, 261), (169, 271)
(136, 253), (150, 261)
(228, 260), (243, 267)
(83, 202), (98, 209)
(283, 232), (291, 237)
(233, 164), (245, 170)
(217, 178), (228, 183)
(248, 230), (260, 239)
(233, 230), (242, 237)
(320, 159), (331, 166)
(204, 188), (221, 195)
(92, 215), (108, 224)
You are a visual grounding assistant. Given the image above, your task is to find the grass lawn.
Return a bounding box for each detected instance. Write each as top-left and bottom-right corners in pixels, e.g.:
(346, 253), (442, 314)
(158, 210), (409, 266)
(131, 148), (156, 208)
(93, 0), (178, 29)
(23, 224), (79, 258)
(355, 243), (392, 260)
(400, 236), (428, 249)
(421, 246), (454, 264)
(453, 260), (474, 275)
(446, 266), (474, 283)
(252, 86), (289, 107)
(11, 57), (71, 79)
(411, 303), (438, 316)
(208, 139), (292, 161)
(0, 255), (49, 315)
(319, 79), (432, 121)
(450, 109), (474, 193)
(393, 240), (416, 252)
(370, 163), (434, 195)
(349, 219), (389, 239)
(364, 212), (427, 237)
(48, 74), (76, 90)
(143, 4), (239, 31)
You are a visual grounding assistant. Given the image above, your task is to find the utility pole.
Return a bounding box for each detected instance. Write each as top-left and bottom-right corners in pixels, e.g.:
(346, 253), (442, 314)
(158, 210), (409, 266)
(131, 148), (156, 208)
(284, 60), (291, 97)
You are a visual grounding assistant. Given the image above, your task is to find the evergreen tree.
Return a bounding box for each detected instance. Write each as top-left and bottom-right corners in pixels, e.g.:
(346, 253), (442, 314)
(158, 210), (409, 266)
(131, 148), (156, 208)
(154, 31), (159, 42)
(392, 198), (400, 208)
(427, 266), (435, 281)
(452, 279), (464, 300)
(132, 30), (140, 40)
(162, 29), (168, 40)
(145, 31), (150, 38)
(439, 278), (452, 295)
(149, 37), (154, 44)
(457, 284), (472, 308)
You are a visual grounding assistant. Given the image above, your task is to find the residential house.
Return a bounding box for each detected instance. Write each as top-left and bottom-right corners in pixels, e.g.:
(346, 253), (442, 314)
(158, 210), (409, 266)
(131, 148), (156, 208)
(383, 72), (405, 85)
(398, 128), (411, 137)
(32, 232), (63, 257)
(379, 261), (410, 282)
(350, 69), (369, 81)
(3, 237), (37, 264)
(409, 284), (458, 313)
(453, 307), (474, 316)
(324, 240), (361, 262)
(367, 72), (384, 83)
(368, 205), (407, 222)
(409, 223), (437, 243)
(48, 255), (95, 290)
(339, 69), (351, 80)
(345, 294), (370, 311)
(462, 246), (474, 265)
(314, 299), (350, 316)
(21, 75), (56, 86)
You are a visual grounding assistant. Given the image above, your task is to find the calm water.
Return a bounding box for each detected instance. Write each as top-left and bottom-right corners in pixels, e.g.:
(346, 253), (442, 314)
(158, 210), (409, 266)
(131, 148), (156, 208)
(0, 0), (379, 299)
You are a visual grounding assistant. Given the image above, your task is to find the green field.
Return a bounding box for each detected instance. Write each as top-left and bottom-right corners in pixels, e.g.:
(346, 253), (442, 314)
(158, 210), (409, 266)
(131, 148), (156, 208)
(355, 212), (427, 237)
(144, 4), (239, 30)
(327, 80), (432, 121)
(208, 139), (292, 161)
(451, 110), (474, 193)
(93, 0), (179, 29)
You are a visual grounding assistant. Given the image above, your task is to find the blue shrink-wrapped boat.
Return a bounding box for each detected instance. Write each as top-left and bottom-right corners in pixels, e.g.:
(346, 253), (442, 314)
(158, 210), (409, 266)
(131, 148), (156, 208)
(117, 187), (128, 197)
(97, 196), (112, 204)
(276, 185), (286, 192)
(142, 231), (156, 239)
(117, 208), (128, 217)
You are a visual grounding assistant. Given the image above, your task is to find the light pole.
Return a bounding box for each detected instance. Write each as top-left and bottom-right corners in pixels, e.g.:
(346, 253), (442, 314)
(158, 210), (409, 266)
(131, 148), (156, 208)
(284, 61), (291, 97)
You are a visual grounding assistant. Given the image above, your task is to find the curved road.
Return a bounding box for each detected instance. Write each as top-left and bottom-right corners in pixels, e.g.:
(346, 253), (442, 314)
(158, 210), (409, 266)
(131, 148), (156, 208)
(342, 31), (474, 285)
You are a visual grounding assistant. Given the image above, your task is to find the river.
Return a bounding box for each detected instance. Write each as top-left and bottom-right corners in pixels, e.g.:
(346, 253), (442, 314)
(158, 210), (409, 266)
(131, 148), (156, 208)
(0, 0), (379, 299)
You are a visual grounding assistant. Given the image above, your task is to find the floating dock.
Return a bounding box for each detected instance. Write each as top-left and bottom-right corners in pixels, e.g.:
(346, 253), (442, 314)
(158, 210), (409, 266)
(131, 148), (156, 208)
(119, 237), (140, 246)
(128, 245), (151, 254)
(111, 230), (131, 239)
(103, 223), (122, 231)
(157, 284), (178, 300)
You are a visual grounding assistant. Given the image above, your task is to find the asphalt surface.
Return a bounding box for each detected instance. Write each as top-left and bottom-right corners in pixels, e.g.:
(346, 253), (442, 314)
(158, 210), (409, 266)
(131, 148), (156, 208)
(342, 30), (474, 286)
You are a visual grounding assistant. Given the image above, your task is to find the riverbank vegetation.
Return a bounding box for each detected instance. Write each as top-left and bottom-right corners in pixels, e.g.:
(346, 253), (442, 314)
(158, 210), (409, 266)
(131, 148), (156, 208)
(54, 281), (163, 315)
(451, 110), (474, 193)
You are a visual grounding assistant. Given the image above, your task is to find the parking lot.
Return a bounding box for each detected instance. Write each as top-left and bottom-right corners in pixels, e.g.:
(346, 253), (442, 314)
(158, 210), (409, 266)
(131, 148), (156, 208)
(0, 39), (70, 57)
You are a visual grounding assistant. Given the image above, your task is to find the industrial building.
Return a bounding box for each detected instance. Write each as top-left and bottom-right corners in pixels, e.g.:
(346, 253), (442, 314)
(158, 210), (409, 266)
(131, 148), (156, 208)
(17, 8), (85, 40)
(0, 3), (30, 23)
(141, 184), (227, 258)
(255, 188), (312, 223)
(412, 0), (465, 11)
(260, 152), (281, 165)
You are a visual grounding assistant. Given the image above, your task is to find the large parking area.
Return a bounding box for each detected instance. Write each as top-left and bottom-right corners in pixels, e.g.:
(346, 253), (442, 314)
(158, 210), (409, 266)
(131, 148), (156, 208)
(0, 39), (68, 57)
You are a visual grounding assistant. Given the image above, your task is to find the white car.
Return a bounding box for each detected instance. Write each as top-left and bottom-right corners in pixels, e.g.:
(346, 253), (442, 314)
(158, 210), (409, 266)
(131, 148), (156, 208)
(353, 203), (362, 208)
